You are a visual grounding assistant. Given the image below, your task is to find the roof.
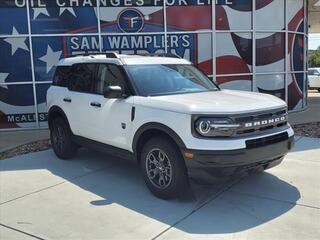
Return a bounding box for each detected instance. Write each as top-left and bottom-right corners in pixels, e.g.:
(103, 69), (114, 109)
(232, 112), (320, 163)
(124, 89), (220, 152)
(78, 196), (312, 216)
(58, 53), (191, 66)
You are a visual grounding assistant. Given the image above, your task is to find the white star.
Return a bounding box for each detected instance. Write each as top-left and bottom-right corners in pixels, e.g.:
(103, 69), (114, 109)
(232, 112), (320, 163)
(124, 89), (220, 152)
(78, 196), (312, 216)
(39, 46), (62, 74)
(4, 27), (29, 56)
(59, 7), (76, 17)
(0, 73), (9, 89)
(32, 8), (50, 19)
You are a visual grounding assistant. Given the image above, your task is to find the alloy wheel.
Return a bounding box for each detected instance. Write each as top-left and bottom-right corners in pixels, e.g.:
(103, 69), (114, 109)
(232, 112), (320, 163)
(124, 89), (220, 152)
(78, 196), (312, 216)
(145, 148), (173, 189)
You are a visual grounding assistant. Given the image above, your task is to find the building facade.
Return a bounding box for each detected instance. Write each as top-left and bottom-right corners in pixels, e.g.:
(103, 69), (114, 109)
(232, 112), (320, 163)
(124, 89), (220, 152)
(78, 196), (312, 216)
(0, 0), (308, 129)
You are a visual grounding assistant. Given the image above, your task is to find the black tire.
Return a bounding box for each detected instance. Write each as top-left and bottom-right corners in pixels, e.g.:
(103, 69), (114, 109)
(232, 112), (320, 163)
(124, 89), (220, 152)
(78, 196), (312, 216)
(140, 136), (189, 199)
(50, 117), (77, 159)
(318, 89), (320, 93)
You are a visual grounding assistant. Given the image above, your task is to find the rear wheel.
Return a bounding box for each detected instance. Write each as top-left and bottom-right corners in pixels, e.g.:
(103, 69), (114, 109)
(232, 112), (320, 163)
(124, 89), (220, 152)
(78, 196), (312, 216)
(140, 136), (189, 199)
(50, 117), (77, 159)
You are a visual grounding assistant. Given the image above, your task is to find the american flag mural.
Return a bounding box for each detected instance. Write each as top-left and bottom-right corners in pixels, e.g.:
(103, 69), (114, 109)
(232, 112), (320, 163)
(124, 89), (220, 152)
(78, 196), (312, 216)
(0, 0), (307, 129)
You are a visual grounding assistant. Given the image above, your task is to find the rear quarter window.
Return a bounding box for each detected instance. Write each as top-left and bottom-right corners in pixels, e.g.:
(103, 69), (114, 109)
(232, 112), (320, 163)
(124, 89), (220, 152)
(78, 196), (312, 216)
(68, 64), (96, 93)
(53, 66), (72, 87)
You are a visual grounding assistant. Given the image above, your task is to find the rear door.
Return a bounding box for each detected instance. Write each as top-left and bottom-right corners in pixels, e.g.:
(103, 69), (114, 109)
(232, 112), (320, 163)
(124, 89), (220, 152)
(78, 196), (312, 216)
(66, 63), (96, 138)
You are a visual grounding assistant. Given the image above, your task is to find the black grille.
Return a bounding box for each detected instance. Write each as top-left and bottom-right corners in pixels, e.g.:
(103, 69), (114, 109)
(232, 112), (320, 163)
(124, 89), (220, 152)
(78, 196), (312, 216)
(246, 132), (289, 149)
(232, 109), (287, 136)
(234, 109), (286, 123)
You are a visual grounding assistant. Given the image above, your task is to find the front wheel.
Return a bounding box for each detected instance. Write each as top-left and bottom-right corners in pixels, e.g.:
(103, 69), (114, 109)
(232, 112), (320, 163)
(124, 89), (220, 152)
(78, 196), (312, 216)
(140, 136), (189, 199)
(50, 117), (77, 159)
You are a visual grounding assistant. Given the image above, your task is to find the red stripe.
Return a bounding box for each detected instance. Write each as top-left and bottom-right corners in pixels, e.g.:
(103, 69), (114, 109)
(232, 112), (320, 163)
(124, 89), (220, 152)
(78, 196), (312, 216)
(288, 8), (304, 32)
(217, 56), (251, 75)
(288, 79), (303, 110)
(166, 6), (212, 31)
(216, 6), (229, 30)
(198, 59), (212, 76)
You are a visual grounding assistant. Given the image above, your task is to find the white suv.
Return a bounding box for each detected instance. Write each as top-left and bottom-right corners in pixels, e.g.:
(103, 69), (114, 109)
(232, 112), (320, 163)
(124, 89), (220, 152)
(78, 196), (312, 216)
(47, 53), (294, 199)
(308, 68), (320, 92)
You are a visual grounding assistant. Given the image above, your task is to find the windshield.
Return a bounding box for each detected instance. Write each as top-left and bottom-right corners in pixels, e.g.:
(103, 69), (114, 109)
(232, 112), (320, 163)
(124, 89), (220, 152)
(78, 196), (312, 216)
(126, 64), (219, 96)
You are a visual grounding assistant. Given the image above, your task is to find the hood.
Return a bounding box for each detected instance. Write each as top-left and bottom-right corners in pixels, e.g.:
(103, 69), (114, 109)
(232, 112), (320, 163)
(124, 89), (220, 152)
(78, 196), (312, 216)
(134, 90), (287, 115)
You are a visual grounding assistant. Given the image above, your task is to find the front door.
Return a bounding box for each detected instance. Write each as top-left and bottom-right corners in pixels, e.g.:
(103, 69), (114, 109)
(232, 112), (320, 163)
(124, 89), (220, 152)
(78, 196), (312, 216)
(86, 63), (134, 151)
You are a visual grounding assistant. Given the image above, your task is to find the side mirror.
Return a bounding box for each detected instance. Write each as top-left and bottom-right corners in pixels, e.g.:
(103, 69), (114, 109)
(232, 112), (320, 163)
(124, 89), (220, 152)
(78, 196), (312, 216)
(103, 86), (123, 99)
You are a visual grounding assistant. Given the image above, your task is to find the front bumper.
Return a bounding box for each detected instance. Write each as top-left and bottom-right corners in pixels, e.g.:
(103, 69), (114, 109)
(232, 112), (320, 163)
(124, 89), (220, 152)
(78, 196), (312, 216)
(183, 133), (294, 170)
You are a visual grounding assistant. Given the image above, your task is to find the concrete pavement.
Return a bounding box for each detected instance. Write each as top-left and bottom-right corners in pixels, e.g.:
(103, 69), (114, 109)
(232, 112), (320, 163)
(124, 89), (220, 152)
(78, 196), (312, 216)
(0, 137), (319, 240)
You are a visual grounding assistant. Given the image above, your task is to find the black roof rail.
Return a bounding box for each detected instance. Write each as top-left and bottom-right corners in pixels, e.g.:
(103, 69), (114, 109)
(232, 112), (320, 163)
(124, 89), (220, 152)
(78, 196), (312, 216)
(135, 53), (181, 58)
(105, 52), (120, 58)
(63, 52), (180, 59)
(63, 52), (101, 58)
(63, 53), (87, 58)
(63, 52), (120, 59)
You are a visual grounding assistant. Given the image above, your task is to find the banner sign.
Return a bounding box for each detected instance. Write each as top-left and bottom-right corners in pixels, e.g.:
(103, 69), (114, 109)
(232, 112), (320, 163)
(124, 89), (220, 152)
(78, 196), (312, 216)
(2, 0), (235, 8)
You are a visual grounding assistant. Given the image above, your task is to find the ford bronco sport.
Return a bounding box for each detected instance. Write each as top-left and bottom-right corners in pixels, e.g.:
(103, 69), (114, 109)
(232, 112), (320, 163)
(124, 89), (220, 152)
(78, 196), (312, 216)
(47, 52), (294, 199)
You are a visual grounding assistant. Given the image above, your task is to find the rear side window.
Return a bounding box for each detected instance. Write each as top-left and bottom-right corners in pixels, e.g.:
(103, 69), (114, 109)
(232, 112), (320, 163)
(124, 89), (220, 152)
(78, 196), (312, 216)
(308, 70), (320, 75)
(69, 64), (96, 93)
(53, 66), (72, 87)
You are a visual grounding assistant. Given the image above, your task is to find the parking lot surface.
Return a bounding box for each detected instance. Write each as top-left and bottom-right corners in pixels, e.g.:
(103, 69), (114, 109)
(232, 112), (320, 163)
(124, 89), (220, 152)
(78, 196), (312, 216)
(0, 136), (319, 240)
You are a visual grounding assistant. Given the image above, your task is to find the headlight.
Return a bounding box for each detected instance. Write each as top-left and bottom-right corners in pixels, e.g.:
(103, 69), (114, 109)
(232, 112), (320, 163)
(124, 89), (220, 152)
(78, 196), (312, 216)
(194, 117), (240, 137)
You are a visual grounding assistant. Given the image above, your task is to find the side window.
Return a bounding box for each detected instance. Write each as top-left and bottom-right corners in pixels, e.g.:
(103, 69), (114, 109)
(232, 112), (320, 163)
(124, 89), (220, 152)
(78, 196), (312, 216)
(69, 64), (95, 93)
(53, 66), (72, 87)
(95, 64), (127, 95)
(308, 70), (314, 75)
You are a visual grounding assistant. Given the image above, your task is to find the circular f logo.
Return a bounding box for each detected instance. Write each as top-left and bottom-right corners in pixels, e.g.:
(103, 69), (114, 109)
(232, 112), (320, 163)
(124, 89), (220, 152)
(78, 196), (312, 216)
(118, 9), (144, 33)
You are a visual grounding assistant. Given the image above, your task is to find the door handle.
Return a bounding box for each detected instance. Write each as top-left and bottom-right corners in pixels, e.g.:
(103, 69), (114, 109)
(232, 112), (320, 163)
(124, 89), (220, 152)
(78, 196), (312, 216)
(63, 97), (72, 103)
(90, 102), (101, 108)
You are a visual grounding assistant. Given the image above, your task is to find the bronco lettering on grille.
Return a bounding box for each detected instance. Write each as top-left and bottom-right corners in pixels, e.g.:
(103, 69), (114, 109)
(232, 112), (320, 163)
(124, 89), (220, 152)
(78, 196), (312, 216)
(244, 116), (287, 128)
